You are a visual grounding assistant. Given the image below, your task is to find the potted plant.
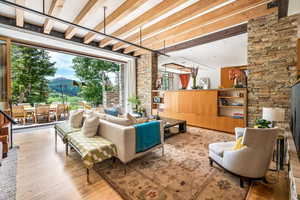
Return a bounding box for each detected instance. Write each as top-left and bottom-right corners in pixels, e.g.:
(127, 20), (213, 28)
(254, 118), (272, 128)
(128, 96), (145, 116)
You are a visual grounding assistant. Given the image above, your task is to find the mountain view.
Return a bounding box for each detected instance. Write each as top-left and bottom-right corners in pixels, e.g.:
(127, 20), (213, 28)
(49, 77), (79, 96)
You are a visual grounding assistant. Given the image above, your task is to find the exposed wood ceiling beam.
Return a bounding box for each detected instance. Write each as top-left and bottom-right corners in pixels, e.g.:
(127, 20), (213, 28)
(0, 15), (135, 59)
(134, 3), (277, 56)
(15, 0), (25, 27)
(278, 0), (289, 18)
(83, 0), (149, 44)
(65, 0), (101, 39)
(44, 0), (65, 34)
(112, 0), (228, 51)
(125, 0), (272, 54)
(99, 0), (190, 48)
(161, 24), (247, 53)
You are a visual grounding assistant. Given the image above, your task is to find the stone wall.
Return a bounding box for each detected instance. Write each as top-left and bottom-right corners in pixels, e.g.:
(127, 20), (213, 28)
(102, 64), (125, 109)
(136, 52), (158, 115)
(247, 12), (299, 128)
(103, 89), (120, 107)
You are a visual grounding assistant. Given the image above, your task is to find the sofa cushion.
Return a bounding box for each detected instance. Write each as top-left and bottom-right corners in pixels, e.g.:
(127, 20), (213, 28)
(82, 116), (99, 137)
(104, 108), (119, 117)
(209, 141), (235, 157)
(106, 115), (133, 126)
(126, 113), (148, 124)
(69, 110), (84, 128)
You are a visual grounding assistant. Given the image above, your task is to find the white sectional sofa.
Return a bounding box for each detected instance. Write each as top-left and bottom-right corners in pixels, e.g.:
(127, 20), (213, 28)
(99, 119), (164, 164)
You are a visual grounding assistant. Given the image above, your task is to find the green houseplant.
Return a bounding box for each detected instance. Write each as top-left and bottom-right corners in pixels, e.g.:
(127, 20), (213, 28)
(254, 118), (272, 128)
(128, 96), (145, 116)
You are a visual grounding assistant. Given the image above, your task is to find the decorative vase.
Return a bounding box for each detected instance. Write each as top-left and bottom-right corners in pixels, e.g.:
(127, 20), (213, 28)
(179, 74), (190, 89)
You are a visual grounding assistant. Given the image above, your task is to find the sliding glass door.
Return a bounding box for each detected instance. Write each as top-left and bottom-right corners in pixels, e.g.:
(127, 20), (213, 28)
(0, 37), (11, 109)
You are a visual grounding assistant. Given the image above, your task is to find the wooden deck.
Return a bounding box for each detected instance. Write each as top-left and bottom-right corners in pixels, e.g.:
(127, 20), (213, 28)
(14, 127), (289, 200)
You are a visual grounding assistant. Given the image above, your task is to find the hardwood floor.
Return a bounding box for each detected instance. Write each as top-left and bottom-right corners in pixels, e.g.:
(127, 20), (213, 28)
(15, 128), (122, 200)
(14, 127), (289, 200)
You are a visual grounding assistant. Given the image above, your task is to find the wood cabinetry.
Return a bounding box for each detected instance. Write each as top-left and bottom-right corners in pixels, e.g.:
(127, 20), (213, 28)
(159, 89), (247, 133)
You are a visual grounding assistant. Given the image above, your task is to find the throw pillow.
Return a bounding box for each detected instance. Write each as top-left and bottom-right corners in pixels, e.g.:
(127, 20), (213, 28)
(93, 105), (105, 113)
(126, 113), (138, 124)
(82, 116), (99, 137)
(126, 113), (148, 124)
(69, 110), (84, 128)
(106, 115), (133, 126)
(104, 108), (119, 117)
(232, 137), (244, 150)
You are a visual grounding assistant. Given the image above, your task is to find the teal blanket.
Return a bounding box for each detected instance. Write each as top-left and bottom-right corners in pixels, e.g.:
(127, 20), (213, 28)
(134, 121), (161, 153)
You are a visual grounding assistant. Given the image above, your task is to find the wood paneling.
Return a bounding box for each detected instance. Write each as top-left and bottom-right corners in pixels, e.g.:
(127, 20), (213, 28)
(220, 66), (246, 88)
(160, 89), (245, 133)
(0, 36), (11, 102)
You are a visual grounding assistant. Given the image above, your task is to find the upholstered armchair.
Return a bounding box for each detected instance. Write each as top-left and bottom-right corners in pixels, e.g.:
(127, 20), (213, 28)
(208, 128), (279, 187)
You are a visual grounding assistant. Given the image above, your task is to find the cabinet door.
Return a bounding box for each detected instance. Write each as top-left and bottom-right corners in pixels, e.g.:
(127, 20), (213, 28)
(0, 37), (11, 109)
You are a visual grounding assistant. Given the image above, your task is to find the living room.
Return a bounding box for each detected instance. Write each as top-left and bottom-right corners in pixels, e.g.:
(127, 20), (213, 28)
(1, 0), (300, 200)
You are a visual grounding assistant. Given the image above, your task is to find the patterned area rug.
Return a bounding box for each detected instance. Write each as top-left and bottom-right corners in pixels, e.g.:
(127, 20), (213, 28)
(94, 127), (249, 200)
(0, 147), (18, 200)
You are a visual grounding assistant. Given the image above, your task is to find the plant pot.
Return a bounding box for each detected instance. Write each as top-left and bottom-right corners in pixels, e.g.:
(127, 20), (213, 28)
(179, 74), (190, 89)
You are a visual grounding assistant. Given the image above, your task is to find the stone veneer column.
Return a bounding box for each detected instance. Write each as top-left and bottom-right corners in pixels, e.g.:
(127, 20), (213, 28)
(247, 12), (299, 128)
(136, 52), (158, 115)
(102, 65), (123, 108)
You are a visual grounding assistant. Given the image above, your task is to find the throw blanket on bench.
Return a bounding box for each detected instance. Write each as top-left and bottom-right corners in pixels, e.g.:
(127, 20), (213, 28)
(134, 121), (161, 153)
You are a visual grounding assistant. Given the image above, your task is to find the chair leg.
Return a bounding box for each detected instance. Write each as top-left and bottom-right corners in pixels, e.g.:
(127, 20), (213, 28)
(240, 177), (244, 188)
(65, 143), (69, 156)
(209, 158), (213, 167)
(87, 168), (90, 184)
(161, 146), (164, 157)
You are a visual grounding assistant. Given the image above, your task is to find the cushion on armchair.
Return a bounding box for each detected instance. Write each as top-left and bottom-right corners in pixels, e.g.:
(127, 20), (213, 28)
(209, 141), (235, 157)
(232, 137), (244, 150)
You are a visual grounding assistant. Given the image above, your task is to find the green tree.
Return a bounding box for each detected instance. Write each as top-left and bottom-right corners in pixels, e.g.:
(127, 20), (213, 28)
(12, 45), (56, 104)
(72, 56), (119, 106)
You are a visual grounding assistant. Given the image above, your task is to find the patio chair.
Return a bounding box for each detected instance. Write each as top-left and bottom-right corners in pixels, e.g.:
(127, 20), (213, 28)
(54, 104), (67, 121)
(34, 105), (50, 123)
(12, 105), (26, 124)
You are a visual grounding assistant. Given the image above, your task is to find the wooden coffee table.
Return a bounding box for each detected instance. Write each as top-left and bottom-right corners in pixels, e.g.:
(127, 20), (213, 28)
(157, 116), (187, 139)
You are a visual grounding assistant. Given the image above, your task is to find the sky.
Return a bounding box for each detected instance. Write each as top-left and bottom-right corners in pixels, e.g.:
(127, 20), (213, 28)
(47, 51), (79, 81)
(46, 51), (117, 84)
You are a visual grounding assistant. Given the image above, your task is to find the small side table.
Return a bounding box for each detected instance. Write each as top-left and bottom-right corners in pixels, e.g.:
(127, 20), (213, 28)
(276, 134), (286, 171)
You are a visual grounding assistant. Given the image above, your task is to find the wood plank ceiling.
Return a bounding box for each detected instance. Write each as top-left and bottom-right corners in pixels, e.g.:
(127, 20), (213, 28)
(1, 0), (277, 57)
